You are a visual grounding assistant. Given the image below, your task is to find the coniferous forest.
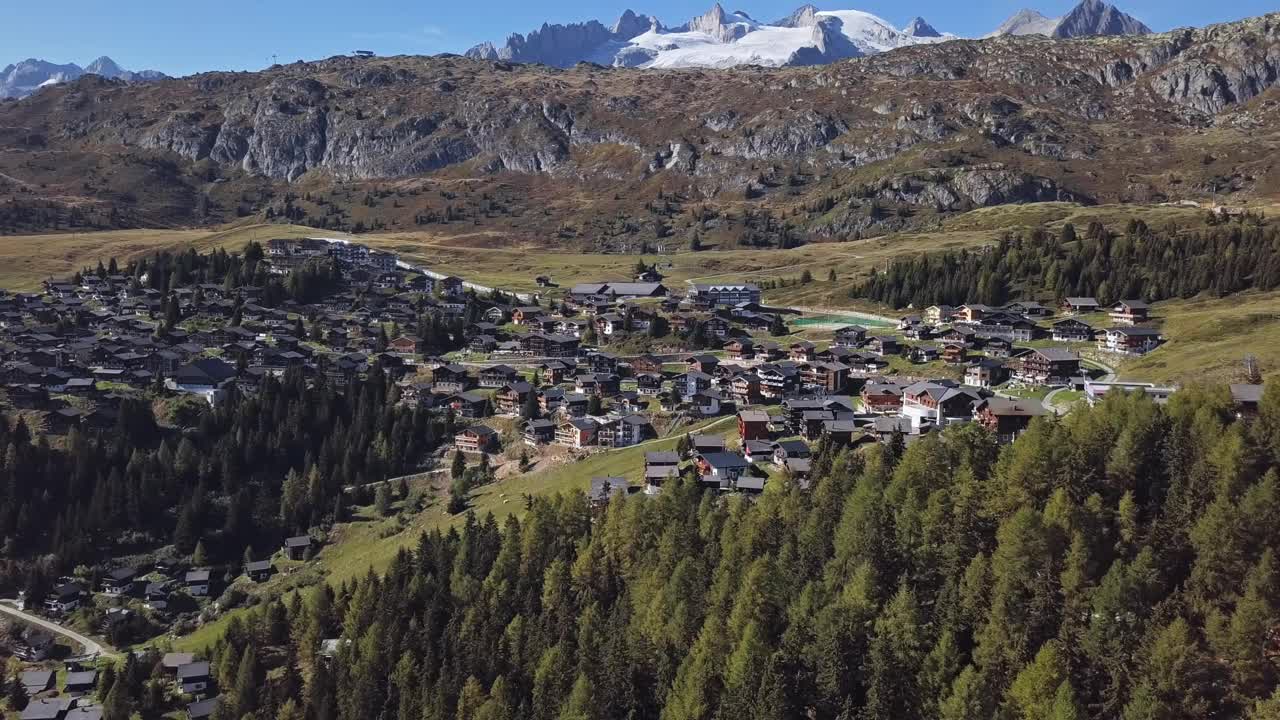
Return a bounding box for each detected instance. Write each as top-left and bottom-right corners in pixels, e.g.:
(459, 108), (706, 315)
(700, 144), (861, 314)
(170, 383), (1280, 720)
(854, 219), (1280, 309)
(0, 367), (453, 595)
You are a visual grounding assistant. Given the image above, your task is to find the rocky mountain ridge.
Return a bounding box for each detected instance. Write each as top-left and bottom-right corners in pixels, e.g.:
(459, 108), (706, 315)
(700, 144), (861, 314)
(0, 12), (1277, 244)
(0, 55), (166, 99)
(465, 0), (1149, 69)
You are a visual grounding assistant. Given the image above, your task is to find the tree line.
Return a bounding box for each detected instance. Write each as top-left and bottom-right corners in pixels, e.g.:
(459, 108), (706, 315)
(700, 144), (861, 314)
(853, 219), (1280, 309)
(181, 382), (1280, 720)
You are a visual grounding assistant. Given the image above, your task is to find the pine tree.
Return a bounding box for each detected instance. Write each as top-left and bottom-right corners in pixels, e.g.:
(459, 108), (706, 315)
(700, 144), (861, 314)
(375, 483), (393, 517)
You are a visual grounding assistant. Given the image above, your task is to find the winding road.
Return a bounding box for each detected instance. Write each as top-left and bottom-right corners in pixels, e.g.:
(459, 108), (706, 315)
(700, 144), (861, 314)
(1043, 358), (1118, 415)
(0, 599), (112, 658)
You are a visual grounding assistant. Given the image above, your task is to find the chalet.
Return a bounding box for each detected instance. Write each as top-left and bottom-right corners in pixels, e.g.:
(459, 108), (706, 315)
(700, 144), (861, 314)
(742, 439), (774, 463)
(687, 386), (726, 416)
(597, 415), (651, 447)
(685, 354), (720, 374)
(586, 351), (620, 374)
(942, 344), (968, 365)
(738, 410), (771, 441)
(64, 669), (98, 695)
(387, 335), (423, 354)
(244, 560), (274, 583)
(1006, 301), (1051, 317)
(974, 398), (1047, 442)
(690, 283), (761, 306)
(723, 338), (757, 360)
(958, 304), (994, 322)
(901, 381), (985, 430)
(689, 434), (727, 457)
(144, 581), (173, 611)
(801, 411), (836, 440)
(757, 364), (801, 399)
(448, 391), (491, 419)
(1230, 384), (1264, 418)
(984, 337), (1014, 358)
(455, 425), (500, 454)
(496, 381), (534, 415)
(167, 358), (237, 403)
(861, 380), (906, 414)
(479, 364), (519, 388)
(524, 332), (579, 358)
(283, 536), (313, 561)
(909, 345), (940, 364)
(176, 661), (212, 695)
(973, 314), (1040, 342)
(557, 418), (599, 449)
(575, 373), (620, 397)
(789, 341), (817, 361)
(538, 360), (574, 384)
(965, 358), (1010, 389)
(636, 373), (664, 395)
(804, 361), (851, 393)
(1017, 348), (1080, 384)
(438, 276), (465, 296)
(1061, 297), (1100, 315)
(432, 364), (472, 392)
(772, 439), (812, 466)
(522, 419), (557, 445)
(44, 582), (83, 614)
(512, 307), (546, 326)
(728, 372), (762, 404)
(588, 476), (631, 507)
(187, 697), (221, 720)
(938, 325), (978, 346)
(1110, 300), (1150, 326)
(924, 305), (956, 324)
(20, 699), (73, 720)
(832, 325), (868, 348)
(21, 670), (54, 696)
(162, 654), (195, 675)
(823, 420), (869, 448)
(865, 336), (900, 357)
(672, 371), (714, 399)
(184, 569), (211, 596)
(101, 567), (138, 596)
(1098, 327), (1163, 355)
(695, 452), (751, 489)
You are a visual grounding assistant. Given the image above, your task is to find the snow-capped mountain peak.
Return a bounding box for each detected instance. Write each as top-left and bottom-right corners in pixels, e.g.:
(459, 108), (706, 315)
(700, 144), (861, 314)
(464, 1), (1150, 70)
(466, 3), (957, 69)
(903, 16), (941, 38)
(0, 55), (167, 99)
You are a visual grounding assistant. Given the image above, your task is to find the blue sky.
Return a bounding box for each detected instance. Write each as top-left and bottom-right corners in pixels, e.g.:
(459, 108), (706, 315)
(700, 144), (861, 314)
(2, 0), (1273, 76)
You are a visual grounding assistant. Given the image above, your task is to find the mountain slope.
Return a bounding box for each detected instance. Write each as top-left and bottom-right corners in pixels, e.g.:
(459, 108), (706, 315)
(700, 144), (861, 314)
(0, 13), (1277, 245)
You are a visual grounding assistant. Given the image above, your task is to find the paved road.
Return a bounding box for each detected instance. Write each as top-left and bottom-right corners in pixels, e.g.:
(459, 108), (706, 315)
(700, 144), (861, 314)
(1043, 359), (1118, 415)
(0, 599), (112, 658)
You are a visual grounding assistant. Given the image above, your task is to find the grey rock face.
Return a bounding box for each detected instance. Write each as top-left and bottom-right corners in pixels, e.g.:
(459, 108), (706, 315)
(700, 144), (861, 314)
(903, 17), (941, 38)
(1053, 0), (1150, 38)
